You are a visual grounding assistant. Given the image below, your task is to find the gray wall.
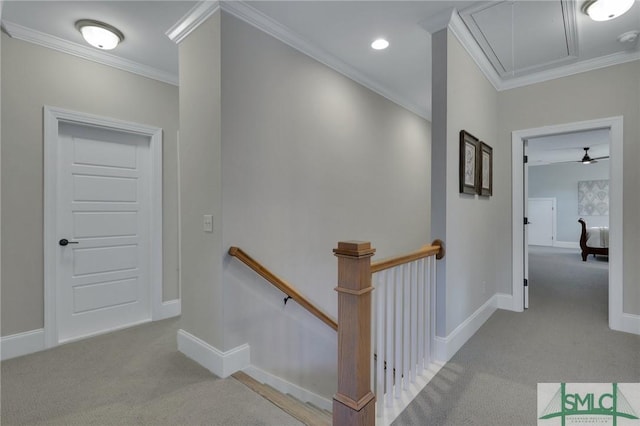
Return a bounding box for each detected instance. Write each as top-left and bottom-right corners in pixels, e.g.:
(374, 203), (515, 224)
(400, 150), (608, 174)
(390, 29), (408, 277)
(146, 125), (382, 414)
(178, 13), (225, 349)
(220, 13), (431, 397)
(1, 33), (180, 336)
(498, 60), (640, 315)
(431, 29), (507, 337)
(529, 161), (609, 242)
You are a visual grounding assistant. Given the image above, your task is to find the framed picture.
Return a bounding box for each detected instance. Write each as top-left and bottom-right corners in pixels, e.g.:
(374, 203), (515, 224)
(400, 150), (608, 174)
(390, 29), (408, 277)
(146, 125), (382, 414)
(459, 130), (479, 194)
(478, 142), (493, 196)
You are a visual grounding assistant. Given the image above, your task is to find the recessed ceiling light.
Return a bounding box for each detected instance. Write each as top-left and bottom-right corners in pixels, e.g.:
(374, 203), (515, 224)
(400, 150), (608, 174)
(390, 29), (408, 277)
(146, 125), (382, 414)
(75, 19), (124, 50)
(617, 30), (639, 44)
(371, 38), (389, 50)
(582, 0), (634, 21)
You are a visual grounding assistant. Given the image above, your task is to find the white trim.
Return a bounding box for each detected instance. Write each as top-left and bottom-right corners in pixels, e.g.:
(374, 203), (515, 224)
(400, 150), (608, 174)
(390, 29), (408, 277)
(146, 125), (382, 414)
(447, 9), (640, 93)
(176, 130), (182, 300)
(418, 7), (455, 34)
(512, 117), (627, 333)
(433, 294), (498, 362)
(458, 1), (578, 80)
(496, 293), (515, 311)
(552, 241), (580, 250)
(153, 299), (182, 321)
(243, 365), (333, 413)
(177, 329), (250, 378)
(0, 329), (45, 361)
(165, 1), (220, 44)
(219, 1), (428, 119)
(164, 0), (427, 117)
(616, 313), (640, 336)
(498, 50), (640, 91)
(2, 21), (178, 86)
(43, 106), (164, 348)
(447, 11), (502, 90)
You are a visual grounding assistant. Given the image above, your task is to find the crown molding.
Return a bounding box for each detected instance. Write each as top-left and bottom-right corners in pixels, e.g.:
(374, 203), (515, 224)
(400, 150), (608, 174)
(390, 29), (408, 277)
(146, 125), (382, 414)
(220, 1), (428, 119)
(166, 1), (220, 44)
(447, 11), (502, 90)
(2, 21), (178, 86)
(446, 9), (639, 93)
(499, 50), (640, 91)
(419, 7), (455, 35)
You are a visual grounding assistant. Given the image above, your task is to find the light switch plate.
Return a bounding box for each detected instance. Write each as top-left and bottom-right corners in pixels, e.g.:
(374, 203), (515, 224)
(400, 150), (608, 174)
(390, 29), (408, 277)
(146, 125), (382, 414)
(203, 215), (213, 232)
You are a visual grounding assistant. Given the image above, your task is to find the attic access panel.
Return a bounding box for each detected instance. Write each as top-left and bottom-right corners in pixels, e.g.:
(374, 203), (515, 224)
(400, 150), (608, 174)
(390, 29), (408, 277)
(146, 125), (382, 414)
(460, 0), (578, 78)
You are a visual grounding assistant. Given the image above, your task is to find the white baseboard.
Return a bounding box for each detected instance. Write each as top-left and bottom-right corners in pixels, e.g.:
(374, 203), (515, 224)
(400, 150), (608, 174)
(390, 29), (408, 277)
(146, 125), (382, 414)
(496, 292), (516, 311)
(433, 294), (498, 362)
(1, 328), (45, 361)
(154, 299), (181, 321)
(243, 365), (333, 412)
(177, 329), (250, 378)
(611, 312), (640, 336)
(553, 241), (580, 249)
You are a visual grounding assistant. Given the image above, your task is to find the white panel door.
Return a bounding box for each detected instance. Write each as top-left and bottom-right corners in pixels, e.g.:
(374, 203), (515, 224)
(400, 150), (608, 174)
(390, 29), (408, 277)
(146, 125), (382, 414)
(528, 198), (555, 246)
(56, 122), (151, 343)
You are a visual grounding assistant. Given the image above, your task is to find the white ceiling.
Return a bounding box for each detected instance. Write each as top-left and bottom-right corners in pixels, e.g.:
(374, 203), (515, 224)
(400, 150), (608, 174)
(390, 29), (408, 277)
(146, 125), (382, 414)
(1, 0), (639, 119)
(527, 128), (610, 166)
(1, 1), (198, 79)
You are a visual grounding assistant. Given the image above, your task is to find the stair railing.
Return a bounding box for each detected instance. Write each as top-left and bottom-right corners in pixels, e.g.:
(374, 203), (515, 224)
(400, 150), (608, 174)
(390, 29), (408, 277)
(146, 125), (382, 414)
(228, 246), (338, 331)
(333, 240), (444, 425)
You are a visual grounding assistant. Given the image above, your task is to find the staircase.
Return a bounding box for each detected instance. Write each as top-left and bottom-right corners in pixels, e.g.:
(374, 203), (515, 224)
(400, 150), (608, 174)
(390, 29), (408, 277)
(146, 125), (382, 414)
(233, 371), (332, 426)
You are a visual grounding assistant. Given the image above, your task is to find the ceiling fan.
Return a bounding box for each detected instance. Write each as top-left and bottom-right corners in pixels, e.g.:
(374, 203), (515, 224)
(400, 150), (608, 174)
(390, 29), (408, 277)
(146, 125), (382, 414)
(579, 147), (609, 164)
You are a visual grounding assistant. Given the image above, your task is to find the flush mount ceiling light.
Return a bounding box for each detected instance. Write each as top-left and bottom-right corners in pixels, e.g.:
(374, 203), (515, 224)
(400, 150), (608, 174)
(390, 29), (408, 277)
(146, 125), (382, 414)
(371, 38), (389, 50)
(75, 19), (124, 50)
(582, 0), (634, 21)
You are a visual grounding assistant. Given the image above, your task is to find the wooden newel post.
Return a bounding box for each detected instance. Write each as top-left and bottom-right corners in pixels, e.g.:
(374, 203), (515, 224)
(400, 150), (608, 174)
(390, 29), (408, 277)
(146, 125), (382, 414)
(333, 241), (376, 426)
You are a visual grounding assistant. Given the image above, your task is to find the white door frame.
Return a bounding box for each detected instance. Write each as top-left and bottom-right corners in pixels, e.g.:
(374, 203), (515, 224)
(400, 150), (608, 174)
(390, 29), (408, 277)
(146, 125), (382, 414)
(44, 106), (163, 348)
(511, 116), (625, 332)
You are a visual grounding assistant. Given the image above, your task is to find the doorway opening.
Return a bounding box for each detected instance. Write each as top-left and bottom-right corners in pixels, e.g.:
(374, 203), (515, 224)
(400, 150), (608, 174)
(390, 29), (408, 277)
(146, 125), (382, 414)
(511, 117), (625, 332)
(526, 130), (610, 323)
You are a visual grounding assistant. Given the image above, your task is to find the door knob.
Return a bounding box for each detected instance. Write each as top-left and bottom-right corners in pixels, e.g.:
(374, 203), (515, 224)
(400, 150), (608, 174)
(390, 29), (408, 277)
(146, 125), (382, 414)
(59, 238), (79, 246)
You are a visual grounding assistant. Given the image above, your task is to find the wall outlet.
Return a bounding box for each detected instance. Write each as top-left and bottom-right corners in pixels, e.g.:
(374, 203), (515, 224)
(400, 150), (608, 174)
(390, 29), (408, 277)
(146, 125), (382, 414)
(203, 214), (213, 232)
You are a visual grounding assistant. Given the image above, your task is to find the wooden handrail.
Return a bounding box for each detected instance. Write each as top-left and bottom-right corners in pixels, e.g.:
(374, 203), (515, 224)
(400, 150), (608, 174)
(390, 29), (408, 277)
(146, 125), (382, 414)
(370, 239), (445, 273)
(228, 247), (338, 331)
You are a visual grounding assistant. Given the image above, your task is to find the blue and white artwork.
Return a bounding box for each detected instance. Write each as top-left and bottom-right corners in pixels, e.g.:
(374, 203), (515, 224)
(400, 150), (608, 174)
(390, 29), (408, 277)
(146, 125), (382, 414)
(578, 180), (609, 216)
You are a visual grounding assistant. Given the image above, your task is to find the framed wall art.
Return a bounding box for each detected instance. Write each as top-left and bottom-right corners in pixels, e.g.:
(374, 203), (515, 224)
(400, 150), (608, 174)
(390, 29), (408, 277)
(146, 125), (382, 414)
(478, 142), (493, 196)
(459, 130), (479, 195)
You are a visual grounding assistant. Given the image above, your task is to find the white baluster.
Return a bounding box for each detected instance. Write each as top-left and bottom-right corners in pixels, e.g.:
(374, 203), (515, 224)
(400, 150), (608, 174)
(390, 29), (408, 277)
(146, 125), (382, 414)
(394, 266), (403, 398)
(402, 263), (410, 390)
(417, 258), (425, 373)
(385, 268), (394, 407)
(375, 271), (385, 417)
(429, 256), (436, 364)
(411, 261), (418, 383)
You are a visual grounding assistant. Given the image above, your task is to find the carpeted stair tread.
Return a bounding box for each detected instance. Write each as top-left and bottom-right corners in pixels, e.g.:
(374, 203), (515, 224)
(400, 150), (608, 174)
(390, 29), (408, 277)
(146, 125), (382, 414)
(232, 371), (331, 426)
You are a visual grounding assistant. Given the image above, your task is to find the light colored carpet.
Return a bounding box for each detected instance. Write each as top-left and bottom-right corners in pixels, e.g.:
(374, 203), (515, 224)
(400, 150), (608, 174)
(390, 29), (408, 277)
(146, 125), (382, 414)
(393, 246), (640, 425)
(1, 318), (303, 426)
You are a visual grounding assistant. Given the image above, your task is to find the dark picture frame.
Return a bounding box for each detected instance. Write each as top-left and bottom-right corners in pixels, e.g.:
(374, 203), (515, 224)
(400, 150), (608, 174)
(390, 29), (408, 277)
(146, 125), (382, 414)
(459, 130), (479, 194)
(478, 142), (493, 196)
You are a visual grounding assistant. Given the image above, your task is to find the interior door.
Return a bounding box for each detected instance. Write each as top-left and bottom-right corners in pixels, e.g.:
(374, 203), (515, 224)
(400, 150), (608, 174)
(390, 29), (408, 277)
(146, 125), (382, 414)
(528, 198), (554, 246)
(56, 122), (151, 343)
